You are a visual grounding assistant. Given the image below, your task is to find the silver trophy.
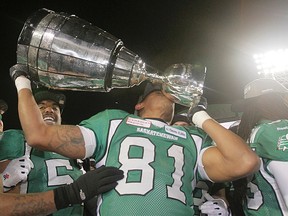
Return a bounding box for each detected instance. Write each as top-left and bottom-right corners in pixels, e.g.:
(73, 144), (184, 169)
(162, 63), (206, 107)
(16, 8), (206, 107)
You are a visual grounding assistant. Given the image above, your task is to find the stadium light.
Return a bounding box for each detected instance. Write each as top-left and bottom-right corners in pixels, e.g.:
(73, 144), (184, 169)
(253, 49), (288, 75)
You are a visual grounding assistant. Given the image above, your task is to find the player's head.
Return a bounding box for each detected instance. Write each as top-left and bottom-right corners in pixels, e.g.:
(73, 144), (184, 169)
(171, 114), (190, 126)
(34, 90), (66, 125)
(233, 78), (288, 141)
(232, 78), (288, 112)
(135, 81), (175, 123)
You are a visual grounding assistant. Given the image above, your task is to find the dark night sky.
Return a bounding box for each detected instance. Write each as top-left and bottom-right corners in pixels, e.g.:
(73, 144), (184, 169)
(1, 0), (288, 129)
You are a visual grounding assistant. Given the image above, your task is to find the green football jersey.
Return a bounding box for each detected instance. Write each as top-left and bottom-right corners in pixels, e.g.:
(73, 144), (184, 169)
(243, 120), (288, 215)
(80, 109), (213, 216)
(0, 129), (84, 216)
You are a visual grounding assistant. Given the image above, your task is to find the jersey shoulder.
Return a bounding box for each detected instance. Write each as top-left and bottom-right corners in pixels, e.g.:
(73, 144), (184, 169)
(250, 120), (288, 161)
(0, 129), (25, 160)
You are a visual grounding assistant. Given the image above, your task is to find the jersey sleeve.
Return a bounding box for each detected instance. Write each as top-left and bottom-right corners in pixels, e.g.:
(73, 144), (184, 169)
(267, 160), (288, 206)
(250, 121), (288, 161)
(79, 109), (128, 162)
(198, 132), (214, 181)
(0, 129), (25, 160)
(186, 127), (214, 181)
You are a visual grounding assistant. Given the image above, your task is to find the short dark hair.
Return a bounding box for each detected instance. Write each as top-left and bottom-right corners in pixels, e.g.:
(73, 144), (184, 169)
(34, 90), (66, 112)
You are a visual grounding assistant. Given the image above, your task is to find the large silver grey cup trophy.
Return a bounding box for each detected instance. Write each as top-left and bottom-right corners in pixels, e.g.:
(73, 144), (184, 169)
(16, 8), (206, 107)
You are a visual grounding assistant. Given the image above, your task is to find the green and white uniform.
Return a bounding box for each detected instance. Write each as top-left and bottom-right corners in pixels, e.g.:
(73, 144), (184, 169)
(244, 120), (288, 216)
(79, 109), (213, 216)
(0, 129), (84, 216)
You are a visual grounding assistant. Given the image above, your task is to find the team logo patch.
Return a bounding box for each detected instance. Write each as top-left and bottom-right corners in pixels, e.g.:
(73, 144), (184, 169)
(277, 134), (288, 151)
(126, 117), (151, 128)
(165, 126), (187, 139)
(3, 173), (9, 180)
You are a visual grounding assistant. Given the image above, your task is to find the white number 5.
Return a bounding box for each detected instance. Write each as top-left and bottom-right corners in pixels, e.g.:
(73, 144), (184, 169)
(46, 159), (74, 186)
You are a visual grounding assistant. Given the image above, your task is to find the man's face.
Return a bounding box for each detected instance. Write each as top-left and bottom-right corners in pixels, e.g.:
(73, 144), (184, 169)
(142, 90), (175, 121)
(145, 90), (174, 105)
(37, 100), (62, 125)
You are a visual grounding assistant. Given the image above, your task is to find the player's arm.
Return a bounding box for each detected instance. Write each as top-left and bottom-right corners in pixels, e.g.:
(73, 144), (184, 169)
(201, 121), (259, 182)
(0, 165), (123, 216)
(0, 190), (56, 216)
(10, 65), (86, 159)
(0, 157), (55, 216)
(268, 160), (288, 208)
(188, 98), (260, 182)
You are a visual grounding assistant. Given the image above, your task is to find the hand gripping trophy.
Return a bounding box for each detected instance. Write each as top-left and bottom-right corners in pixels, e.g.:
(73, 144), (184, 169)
(15, 8), (206, 107)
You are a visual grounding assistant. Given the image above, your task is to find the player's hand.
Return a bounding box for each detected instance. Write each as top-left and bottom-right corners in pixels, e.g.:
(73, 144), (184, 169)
(187, 96), (207, 118)
(9, 64), (29, 82)
(199, 193), (231, 216)
(1, 156), (34, 192)
(10, 64), (32, 92)
(54, 165), (124, 210)
(187, 97), (211, 129)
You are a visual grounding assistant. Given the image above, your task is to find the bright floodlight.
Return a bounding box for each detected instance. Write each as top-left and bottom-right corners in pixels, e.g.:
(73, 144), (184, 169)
(253, 49), (288, 75)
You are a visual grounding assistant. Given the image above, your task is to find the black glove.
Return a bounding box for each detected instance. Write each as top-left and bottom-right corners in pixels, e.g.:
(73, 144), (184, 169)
(9, 64), (29, 81)
(54, 165), (124, 210)
(187, 96), (208, 123)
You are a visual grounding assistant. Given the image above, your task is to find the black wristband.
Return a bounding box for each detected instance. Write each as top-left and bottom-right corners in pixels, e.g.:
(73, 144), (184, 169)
(53, 186), (71, 210)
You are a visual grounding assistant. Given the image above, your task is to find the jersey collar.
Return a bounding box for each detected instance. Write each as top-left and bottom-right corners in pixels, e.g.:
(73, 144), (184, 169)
(145, 118), (167, 128)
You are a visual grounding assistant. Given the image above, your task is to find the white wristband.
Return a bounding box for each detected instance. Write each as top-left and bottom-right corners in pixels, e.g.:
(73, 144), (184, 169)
(15, 76), (31, 92)
(192, 110), (212, 129)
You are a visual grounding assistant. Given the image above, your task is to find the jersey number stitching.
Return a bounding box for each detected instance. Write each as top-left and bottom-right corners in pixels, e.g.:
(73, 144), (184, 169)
(116, 137), (186, 204)
(46, 159), (74, 186)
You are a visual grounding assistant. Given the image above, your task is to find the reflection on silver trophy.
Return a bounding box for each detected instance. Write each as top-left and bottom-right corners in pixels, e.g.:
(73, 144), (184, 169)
(163, 63), (206, 107)
(16, 8), (206, 107)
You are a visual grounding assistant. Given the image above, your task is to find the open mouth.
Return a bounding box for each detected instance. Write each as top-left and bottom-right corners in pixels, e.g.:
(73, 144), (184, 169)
(43, 116), (55, 124)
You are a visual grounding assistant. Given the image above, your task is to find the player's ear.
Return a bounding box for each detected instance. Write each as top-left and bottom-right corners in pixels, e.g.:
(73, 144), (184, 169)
(135, 102), (144, 111)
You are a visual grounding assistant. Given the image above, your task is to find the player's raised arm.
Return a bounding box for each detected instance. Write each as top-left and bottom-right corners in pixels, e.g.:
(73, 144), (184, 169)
(188, 97), (260, 182)
(10, 64), (86, 159)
